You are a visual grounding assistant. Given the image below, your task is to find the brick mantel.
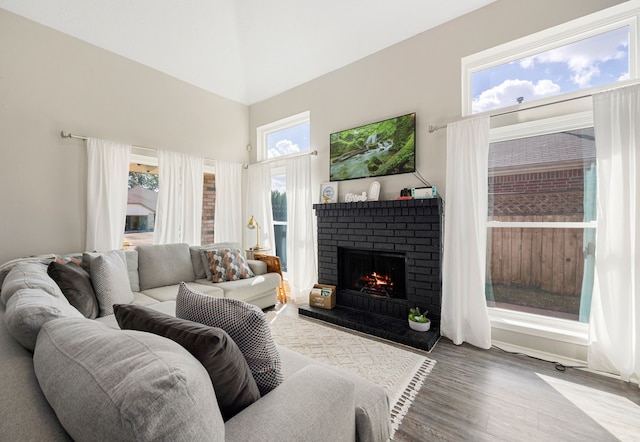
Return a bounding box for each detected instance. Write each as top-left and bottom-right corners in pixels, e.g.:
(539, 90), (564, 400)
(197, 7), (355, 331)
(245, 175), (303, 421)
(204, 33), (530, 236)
(314, 198), (443, 321)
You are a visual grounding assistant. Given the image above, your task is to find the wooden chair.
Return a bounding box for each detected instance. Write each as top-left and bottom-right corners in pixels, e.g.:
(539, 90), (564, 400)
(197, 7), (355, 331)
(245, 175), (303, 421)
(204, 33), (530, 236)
(254, 254), (287, 304)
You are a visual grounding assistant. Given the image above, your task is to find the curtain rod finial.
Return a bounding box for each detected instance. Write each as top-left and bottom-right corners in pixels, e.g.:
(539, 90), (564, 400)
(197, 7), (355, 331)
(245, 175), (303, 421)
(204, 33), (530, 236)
(60, 131), (70, 138)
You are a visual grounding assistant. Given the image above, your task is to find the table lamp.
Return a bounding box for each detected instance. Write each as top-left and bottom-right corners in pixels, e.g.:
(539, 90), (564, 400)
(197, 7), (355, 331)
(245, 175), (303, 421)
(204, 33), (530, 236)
(247, 215), (261, 250)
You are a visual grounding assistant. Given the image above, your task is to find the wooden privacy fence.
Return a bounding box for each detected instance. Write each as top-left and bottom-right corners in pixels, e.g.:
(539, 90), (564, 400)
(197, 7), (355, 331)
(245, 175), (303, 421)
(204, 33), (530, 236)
(487, 215), (585, 296)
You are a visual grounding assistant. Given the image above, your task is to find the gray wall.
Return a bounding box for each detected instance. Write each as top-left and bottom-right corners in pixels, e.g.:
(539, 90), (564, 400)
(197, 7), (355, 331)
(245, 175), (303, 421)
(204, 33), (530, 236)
(248, 0), (626, 202)
(0, 9), (249, 263)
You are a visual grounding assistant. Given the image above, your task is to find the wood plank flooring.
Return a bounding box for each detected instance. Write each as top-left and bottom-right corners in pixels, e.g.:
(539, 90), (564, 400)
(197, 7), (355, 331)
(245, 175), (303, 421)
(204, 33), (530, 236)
(394, 339), (640, 441)
(277, 302), (639, 441)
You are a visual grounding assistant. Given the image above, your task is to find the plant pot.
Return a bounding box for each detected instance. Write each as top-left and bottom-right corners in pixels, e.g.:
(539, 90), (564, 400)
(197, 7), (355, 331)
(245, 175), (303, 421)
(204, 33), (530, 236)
(408, 319), (431, 332)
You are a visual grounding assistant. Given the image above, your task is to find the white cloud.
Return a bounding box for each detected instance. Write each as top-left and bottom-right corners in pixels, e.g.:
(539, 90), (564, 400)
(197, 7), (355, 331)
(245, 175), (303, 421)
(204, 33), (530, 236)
(268, 139), (300, 158)
(518, 27), (627, 88)
(472, 78), (561, 113)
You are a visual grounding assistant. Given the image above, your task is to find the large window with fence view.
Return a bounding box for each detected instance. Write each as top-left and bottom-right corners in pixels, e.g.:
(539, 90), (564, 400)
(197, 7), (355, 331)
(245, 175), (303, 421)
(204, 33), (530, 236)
(486, 119), (596, 322)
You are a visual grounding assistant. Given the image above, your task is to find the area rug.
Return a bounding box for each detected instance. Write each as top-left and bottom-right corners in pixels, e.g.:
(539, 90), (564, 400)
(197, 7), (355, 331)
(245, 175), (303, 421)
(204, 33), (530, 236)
(266, 310), (436, 438)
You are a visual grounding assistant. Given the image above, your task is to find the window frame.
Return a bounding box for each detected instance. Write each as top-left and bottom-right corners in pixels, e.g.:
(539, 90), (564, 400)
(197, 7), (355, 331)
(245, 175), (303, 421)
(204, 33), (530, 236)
(463, 3), (640, 347)
(256, 111), (310, 161)
(487, 111), (596, 343)
(256, 111), (311, 276)
(125, 151), (215, 248)
(462, 3), (639, 117)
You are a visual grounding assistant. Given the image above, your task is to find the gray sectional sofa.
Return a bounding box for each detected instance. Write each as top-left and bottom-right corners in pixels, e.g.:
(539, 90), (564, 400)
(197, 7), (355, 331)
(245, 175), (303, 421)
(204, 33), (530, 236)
(0, 242), (391, 441)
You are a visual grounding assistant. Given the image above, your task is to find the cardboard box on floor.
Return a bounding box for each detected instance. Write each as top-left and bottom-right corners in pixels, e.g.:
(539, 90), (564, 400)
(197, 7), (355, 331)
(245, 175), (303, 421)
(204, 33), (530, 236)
(309, 284), (336, 309)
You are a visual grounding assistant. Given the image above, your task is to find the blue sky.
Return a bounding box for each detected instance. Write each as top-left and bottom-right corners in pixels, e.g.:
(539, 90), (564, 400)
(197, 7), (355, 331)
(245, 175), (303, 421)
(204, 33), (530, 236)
(267, 122), (310, 158)
(472, 26), (629, 113)
(267, 121), (310, 193)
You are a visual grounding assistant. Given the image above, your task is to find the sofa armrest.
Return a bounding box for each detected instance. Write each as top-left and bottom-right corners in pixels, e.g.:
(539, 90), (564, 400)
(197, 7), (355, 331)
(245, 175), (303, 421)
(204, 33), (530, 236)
(246, 259), (267, 275)
(225, 365), (356, 442)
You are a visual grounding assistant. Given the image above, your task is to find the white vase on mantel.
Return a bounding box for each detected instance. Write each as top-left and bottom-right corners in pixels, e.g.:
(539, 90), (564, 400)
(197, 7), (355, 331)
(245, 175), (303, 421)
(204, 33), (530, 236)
(408, 319), (431, 332)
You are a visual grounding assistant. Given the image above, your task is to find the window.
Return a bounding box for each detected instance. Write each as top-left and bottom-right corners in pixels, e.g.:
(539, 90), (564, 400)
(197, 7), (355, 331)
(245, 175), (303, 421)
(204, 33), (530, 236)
(123, 152), (216, 248)
(124, 162), (158, 248)
(463, 3), (640, 338)
(271, 173), (287, 271)
(257, 111), (311, 273)
(257, 111), (311, 161)
(486, 114), (596, 323)
(463, 5), (638, 116)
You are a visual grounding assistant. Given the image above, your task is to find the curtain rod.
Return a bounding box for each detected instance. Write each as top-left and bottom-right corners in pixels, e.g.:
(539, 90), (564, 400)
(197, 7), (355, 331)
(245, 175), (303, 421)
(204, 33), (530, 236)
(61, 131), (233, 165)
(243, 149), (318, 169)
(428, 90), (595, 134)
(60, 131), (158, 153)
(61, 130), (317, 170)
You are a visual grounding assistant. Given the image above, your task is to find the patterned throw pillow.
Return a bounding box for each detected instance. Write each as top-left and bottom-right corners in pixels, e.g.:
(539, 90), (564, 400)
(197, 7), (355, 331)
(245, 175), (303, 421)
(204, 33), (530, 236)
(204, 248), (255, 283)
(176, 282), (282, 396)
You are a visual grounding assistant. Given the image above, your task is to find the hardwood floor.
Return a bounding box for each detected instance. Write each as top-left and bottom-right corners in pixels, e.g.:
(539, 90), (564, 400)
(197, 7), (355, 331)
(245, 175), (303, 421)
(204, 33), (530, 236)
(276, 301), (639, 441)
(394, 338), (640, 441)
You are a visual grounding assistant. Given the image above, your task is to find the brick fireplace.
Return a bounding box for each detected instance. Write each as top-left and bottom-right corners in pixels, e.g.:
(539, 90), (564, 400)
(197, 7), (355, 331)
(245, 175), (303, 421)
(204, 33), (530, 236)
(298, 198), (442, 351)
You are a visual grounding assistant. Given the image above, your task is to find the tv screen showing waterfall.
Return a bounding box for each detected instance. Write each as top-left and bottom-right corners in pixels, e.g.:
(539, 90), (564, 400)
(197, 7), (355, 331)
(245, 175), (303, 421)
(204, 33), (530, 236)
(329, 112), (416, 181)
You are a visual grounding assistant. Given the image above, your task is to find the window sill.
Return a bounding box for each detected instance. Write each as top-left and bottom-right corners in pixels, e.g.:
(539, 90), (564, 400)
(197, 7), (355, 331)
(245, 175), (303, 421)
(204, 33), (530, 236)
(488, 308), (589, 346)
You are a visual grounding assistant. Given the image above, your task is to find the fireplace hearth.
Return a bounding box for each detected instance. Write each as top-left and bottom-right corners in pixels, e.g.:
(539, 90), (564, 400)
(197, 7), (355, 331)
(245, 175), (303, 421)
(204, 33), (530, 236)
(299, 198), (442, 351)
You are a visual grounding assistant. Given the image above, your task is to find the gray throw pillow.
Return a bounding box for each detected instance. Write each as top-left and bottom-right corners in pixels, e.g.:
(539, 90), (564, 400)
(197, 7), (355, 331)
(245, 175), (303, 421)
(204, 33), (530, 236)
(47, 261), (99, 319)
(114, 304), (261, 420)
(4, 288), (83, 350)
(1, 262), (65, 306)
(201, 248), (255, 283)
(33, 318), (225, 442)
(176, 282), (283, 396)
(90, 250), (133, 317)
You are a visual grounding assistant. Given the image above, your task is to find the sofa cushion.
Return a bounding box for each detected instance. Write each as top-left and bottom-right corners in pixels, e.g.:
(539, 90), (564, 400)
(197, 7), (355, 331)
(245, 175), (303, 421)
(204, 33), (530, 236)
(124, 250), (141, 292)
(90, 250), (133, 317)
(114, 304), (261, 420)
(176, 282), (283, 396)
(47, 261), (99, 319)
(1, 262), (65, 306)
(203, 248), (255, 283)
(137, 243), (195, 290)
(4, 288), (83, 351)
(140, 281), (223, 302)
(33, 318), (225, 442)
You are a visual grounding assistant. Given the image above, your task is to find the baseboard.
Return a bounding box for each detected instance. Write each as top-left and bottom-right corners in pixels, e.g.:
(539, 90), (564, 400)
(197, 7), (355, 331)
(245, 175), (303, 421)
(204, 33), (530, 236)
(491, 339), (586, 368)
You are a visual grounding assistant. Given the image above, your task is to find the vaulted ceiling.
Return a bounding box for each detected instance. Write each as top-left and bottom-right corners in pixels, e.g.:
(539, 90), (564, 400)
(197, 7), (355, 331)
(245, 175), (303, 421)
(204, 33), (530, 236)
(0, 0), (495, 104)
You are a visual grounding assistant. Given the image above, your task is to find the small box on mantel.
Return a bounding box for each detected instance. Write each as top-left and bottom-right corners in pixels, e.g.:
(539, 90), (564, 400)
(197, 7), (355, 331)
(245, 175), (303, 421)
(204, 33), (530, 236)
(309, 284), (336, 309)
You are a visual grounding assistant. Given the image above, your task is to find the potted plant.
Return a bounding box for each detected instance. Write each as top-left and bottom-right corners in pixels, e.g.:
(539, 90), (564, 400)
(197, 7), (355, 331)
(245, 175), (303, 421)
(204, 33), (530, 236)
(408, 307), (431, 332)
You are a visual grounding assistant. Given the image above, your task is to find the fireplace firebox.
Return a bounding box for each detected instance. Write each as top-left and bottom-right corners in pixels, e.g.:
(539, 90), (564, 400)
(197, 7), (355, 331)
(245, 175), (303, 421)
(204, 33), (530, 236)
(338, 248), (406, 300)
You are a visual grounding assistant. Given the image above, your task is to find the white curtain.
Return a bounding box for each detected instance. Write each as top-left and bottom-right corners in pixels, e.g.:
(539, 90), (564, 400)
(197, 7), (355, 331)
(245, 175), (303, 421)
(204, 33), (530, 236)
(286, 156), (317, 302)
(214, 161), (243, 243)
(86, 138), (131, 252)
(588, 84), (640, 382)
(154, 150), (204, 246)
(441, 116), (492, 349)
(245, 163), (275, 250)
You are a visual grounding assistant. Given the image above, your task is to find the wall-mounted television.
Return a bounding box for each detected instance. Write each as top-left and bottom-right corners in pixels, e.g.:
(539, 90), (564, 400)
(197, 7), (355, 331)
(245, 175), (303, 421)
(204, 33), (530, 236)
(330, 112), (416, 181)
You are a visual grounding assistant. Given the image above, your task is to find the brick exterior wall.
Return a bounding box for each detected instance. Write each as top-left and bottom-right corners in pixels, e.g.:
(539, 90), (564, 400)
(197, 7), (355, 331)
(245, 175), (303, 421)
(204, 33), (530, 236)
(489, 168), (585, 217)
(201, 173), (216, 244)
(489, 168), (585, 194)
(314, 198), (442, 321)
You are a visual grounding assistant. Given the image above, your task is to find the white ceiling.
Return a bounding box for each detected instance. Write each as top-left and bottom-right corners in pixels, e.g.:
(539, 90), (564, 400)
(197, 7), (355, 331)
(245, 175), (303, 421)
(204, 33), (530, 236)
(1, 0), (495, 104)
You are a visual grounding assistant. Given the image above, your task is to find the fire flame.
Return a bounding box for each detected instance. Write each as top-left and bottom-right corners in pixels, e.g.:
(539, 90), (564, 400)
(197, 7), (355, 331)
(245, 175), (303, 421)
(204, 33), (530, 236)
(361, 272), (394, 289)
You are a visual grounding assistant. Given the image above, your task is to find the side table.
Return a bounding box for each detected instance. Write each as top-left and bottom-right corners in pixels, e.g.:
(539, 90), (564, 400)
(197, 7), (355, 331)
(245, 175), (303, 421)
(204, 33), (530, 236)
(254, 253), (287, 304)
